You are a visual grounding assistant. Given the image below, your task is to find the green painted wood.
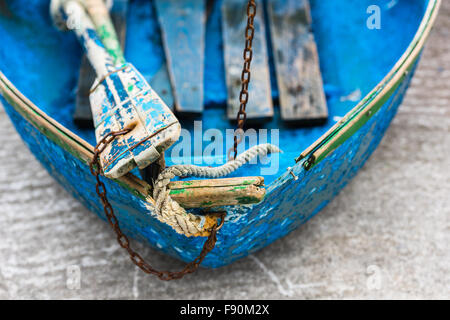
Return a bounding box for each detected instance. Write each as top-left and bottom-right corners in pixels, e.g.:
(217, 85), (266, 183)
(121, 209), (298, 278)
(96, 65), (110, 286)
(169, 176), (265, 208)
(267, 0), (328, 125)
(300, 61), (417, 170)
(154, 0), (205, 115)
(222, 0), (273, 122)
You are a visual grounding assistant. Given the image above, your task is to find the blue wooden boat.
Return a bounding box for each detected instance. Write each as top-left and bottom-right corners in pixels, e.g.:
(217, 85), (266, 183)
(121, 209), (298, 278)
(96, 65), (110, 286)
(0, 0), (440, 268)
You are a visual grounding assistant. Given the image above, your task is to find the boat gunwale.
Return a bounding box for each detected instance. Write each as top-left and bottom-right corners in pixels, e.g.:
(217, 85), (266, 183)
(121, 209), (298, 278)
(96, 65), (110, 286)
(297, 0), (441, 168)
(0, 0), (441, 201)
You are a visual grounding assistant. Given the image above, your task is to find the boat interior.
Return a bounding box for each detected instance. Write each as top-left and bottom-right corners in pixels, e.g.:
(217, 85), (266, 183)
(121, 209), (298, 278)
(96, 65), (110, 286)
(0, 0), (427, 187)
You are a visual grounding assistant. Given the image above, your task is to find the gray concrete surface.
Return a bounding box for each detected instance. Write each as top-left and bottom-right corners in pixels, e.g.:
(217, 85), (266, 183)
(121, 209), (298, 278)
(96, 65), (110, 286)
(0, 3), (449, 300)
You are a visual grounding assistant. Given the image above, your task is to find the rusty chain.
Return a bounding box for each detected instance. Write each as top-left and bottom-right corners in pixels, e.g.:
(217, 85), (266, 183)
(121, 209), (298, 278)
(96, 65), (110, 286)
(230, 0), (256, 161)
(87, 1), (256, 279)
(89, 129), (226, 280)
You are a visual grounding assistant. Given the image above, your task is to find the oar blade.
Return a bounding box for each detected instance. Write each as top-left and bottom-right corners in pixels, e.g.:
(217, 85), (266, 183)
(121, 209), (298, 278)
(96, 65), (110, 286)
(267, 0), (328, 125)
(91, 63), (180, 178)
(222, 0), (273, 122)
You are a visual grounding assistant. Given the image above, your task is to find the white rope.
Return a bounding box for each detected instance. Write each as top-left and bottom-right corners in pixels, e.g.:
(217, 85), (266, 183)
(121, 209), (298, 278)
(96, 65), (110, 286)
(152, 144), (281, 237)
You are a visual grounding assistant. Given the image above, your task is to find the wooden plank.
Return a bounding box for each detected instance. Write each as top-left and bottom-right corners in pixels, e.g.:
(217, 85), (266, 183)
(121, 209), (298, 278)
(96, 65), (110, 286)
(169, 176), (265, 208)
(73, 0), (129, 128)
(222, 0), (273, 122)
(154, 0), (205, 115)
(267, 0), (328, 125)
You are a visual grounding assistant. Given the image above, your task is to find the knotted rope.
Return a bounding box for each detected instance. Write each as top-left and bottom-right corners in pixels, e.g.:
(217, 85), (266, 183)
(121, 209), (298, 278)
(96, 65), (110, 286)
(152, 144), (281, 237)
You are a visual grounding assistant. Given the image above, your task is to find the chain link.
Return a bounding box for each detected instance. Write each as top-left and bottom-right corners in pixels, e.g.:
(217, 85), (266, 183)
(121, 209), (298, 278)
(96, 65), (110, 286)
(89, 129), (226, 281)
(231, 0), (256, 160)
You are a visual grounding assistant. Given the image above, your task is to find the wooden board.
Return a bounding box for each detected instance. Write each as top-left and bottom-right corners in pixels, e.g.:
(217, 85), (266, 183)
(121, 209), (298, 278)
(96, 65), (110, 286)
(222, 0), (273, 122)
(267, 0), (328, 125)
(73, 0), (129, 128)
(169, 176), (265, 208)
(154, 0), (205, 115)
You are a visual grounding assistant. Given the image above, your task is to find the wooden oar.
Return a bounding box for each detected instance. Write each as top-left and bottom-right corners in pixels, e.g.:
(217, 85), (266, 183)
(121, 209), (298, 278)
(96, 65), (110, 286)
(222, 0), (273, 123)
(266, 0), (328, 125)
(153, 0), (205, 115)
(74, 0), (128, 128)
(52, 0), (180, 178)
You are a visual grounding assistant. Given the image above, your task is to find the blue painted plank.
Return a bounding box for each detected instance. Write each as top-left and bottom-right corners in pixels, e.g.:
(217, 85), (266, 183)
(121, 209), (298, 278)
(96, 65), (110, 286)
(154, 0), (205, 115)
(124, 0), (174, 111)
(222, 0), (273, 122)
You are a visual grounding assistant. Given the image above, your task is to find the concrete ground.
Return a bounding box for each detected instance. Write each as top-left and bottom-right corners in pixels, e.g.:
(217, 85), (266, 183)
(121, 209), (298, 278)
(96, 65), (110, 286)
(0, 3), (448, 300)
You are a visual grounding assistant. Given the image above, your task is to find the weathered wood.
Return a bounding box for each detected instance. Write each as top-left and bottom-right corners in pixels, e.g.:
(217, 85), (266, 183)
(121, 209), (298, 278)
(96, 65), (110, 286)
(267, 0), (328, 124)
(74, 0), (128, 128)
(60, 0), (180, 178)
(169, 176), (265, 208)
(154, 0), (205, 115)
(222, 0), (273, 122)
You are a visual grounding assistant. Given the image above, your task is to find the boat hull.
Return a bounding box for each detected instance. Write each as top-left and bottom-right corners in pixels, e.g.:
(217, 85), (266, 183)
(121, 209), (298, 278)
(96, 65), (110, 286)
(0, 61), (417, 267)
(0, 0), (439, 267)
